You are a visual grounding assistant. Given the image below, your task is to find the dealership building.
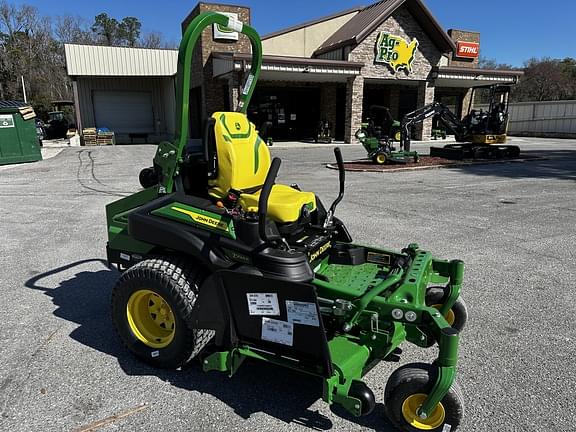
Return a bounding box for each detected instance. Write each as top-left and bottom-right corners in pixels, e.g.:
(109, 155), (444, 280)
(64, 0), (522, 144)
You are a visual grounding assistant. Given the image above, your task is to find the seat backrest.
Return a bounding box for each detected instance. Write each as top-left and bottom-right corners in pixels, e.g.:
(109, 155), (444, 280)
(208, 112), (271, 198)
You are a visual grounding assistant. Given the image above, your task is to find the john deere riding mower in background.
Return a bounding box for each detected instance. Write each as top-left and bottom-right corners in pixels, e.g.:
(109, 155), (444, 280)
(106, 12), (467, 431)
(356, 105), (419, 165)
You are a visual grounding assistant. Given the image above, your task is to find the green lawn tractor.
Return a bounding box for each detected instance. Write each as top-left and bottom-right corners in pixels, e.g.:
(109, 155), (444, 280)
(106, 12), (467, 431)
(355, 106), (418, 165)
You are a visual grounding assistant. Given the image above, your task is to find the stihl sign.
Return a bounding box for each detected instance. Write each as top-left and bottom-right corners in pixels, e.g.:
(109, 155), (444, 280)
(456, 41), (479, 58)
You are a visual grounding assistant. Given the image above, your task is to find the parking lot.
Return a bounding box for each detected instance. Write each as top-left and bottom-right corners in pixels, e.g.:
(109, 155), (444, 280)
(1, 137), (575, 431)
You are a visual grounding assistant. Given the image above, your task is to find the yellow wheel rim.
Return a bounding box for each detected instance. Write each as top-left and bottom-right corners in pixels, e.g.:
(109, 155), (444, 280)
(126, 290), (176, 348)
(394, 131), (401, 141)
(401, 393), (445, 430)
(376, 154), (387, 164)
(432, 304), (455, 326)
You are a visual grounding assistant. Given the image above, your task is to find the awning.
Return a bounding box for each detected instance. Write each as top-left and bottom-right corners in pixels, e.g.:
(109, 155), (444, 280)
(432, 66), (523, 88)
(213, 52), (363, 83)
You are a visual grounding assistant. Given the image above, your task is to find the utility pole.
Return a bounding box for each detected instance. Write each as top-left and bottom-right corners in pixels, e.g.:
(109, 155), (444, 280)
(21, 75), (28, 103)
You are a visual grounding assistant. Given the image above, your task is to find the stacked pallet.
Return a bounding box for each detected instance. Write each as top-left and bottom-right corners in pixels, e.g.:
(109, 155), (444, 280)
(17, 106), (37, 121)
(83, 128), (97, 146)
(97, 131), (115, 146)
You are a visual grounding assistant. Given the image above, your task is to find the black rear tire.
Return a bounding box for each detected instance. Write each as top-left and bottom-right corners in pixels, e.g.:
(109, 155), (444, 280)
(111, 256), (213, 369)
(384, 363), (464, 432)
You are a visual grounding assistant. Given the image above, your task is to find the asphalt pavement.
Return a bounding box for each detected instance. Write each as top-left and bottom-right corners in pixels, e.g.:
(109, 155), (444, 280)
(0, 137), (575, 431)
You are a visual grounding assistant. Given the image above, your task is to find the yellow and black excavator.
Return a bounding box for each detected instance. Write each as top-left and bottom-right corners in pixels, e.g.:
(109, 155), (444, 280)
(401, 84), (520, 160)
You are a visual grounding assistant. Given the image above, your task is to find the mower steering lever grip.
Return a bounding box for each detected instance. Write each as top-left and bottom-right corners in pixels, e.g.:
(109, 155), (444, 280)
(325, 148), (345, 227)
(258, 157), (282, 243)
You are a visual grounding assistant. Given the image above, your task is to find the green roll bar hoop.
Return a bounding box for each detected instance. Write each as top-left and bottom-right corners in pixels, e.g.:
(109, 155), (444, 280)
(175, 11), (262, 153)
(154, 12), (263, 195)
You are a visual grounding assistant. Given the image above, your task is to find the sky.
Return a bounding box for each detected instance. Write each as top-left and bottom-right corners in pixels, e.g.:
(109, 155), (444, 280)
(9, 0), (575, 66)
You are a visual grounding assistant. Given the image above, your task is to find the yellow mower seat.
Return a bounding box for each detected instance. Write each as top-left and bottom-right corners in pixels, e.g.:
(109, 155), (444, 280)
(208, 112), (316, 224)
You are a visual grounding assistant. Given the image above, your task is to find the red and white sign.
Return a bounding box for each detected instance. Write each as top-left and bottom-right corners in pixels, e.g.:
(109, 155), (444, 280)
(456, 41), (480, 59)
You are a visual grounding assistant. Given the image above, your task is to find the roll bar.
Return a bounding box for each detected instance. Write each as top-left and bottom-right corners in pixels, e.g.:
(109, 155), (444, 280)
(158, 12), (263, 193)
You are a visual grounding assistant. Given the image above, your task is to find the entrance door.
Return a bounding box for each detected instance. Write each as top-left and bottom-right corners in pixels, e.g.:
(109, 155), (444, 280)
(398, 90), (418, 119)
(248, 87), (320, 141)
(93, 91), (154, 133)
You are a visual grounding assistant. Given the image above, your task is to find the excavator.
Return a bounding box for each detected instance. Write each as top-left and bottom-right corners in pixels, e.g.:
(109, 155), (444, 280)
(400, 85), (520, 160)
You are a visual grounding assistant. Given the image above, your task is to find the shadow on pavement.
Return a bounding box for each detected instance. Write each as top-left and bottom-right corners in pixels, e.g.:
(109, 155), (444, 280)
(25, 260), (396, 431)
(448, 149), (576, 182)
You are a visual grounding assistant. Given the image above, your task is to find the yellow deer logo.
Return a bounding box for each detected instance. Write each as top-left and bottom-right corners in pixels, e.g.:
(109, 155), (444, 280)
(375, 32), (419, 73)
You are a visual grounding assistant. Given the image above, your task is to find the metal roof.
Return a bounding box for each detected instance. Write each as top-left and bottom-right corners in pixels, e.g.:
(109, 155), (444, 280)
(0, 100), (29, 109)
(314, 0), (455, 56)
(65, 44), (178, 77)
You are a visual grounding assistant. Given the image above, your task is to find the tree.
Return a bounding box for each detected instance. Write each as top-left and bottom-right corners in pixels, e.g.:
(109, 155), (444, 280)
(91, 12), (119, 45)
(513, 58), (575, 102)
(55, 15), (93, 44)
(0, 1), (172, 116)
(118, 16), (141, 47)
(479, 56), (513, 70)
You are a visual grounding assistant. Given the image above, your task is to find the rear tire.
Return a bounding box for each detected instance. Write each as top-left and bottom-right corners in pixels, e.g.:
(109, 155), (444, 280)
(384, 363), (464, 432)
(374, 152), (387, 165)
(111, 256), (213, 369)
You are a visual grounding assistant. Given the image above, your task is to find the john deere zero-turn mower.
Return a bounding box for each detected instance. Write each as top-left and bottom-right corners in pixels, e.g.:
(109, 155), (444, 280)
(355, 106), (418, 165)
(106, 12), (467, 431)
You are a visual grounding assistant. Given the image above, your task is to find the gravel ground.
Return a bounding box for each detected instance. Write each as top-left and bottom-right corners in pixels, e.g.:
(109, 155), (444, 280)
(0, 137), (575, 432)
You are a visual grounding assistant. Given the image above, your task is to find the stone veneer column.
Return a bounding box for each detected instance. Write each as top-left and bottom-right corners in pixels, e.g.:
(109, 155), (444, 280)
(344, 76), (364, 144)
(415, 80), (435, 140)
(461, 88), (473, 119)
(320, 84), (338, 138)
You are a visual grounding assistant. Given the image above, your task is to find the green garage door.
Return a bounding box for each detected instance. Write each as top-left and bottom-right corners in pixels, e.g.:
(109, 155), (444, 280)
(93, 91), (154, 134)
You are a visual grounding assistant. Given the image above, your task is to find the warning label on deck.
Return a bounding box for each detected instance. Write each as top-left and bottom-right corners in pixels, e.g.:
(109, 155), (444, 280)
(286, 301), (320, 327)
(261, 318), (293, 346)
(246, 293), (280, 316)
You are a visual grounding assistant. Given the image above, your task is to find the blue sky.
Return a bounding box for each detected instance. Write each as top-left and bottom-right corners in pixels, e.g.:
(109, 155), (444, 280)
(10, 0), (575, 66)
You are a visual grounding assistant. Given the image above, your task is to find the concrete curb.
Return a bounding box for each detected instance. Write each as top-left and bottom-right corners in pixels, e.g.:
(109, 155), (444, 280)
(326, 157), (548, 173)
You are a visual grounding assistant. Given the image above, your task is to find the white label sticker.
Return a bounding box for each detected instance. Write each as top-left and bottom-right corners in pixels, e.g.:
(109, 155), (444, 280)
(0, 114), (15, 128)
(242, 74), (255, 95)
(442, 424), (452, 432)
(120, 253), (131, 261)
(151, 350), (159, 358)
(286, 301), (320, 327)
(261, 318), (293, 346)
(213, 12), (239, 41)
(247, 293), (280, 316)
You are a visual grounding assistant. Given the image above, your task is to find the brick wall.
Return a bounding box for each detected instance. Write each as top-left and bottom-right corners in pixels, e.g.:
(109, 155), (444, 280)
(182, 4), (251, 119)
(346, 5), (443, 140)
(447, 29), (480, 69)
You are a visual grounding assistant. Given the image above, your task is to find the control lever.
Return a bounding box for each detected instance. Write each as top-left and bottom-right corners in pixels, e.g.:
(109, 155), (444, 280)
(324, 147), (345, 227)
(258, 157), (282, 243)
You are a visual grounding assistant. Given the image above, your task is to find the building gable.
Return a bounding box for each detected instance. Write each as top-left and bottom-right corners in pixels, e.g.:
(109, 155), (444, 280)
(348, 4), (443, 80)
(314, 0), (454, 58)
(262, 8), (360, 58)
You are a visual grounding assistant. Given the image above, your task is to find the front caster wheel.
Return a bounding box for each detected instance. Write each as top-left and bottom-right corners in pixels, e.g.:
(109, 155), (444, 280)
(425, 287), (468, 332)
(348, 381), (376, 416)
(111, 257), (213, 369)
(384, 363), (464, 432)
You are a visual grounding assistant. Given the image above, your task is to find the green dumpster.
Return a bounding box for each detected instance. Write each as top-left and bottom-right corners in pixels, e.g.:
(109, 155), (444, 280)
(0, 101), (42, 165)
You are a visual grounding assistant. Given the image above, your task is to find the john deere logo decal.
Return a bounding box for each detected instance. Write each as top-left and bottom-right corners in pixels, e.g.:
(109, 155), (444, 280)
(375, 32), (418, 73)
(235, 122), (241, 130)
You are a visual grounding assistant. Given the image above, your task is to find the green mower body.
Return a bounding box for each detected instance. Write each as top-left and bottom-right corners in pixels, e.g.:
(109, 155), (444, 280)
(105, 12), (466, 431)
